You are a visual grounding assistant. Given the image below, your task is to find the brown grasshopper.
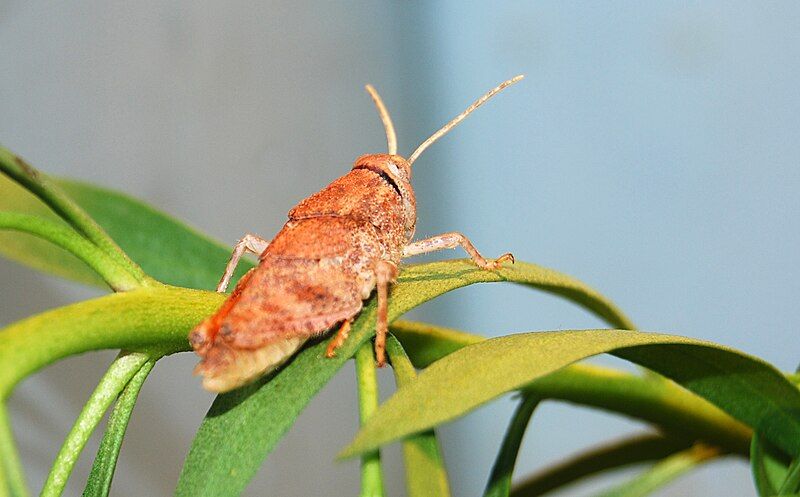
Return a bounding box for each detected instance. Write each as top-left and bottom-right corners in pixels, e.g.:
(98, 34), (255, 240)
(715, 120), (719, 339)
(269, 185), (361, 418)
(190, 76), (523, 392)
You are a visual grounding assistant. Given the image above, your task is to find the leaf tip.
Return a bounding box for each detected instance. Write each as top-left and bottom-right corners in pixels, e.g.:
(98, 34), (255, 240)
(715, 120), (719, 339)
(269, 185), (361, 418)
(336, 437), (371, 461)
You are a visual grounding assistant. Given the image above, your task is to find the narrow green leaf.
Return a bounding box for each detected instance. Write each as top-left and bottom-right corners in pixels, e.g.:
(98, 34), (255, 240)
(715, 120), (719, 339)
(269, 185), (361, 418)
(341, 330), (797, 459)
(510, 434), (694, 497)
(392, 322), (750, 456)
(527, 364), (750, 454)
(175, 305), (379, 497)
(177, 260), (634, 497)
(82, 358), (157, 497)
(390, 320), (483, 368)
(589, 445), (720, 497)
(483, 394), (539, 497)
(58, 180), (252, 290)
(0, 404), (29, 497)
(41, 352), (150, 497)
(392, 322), (732, 497)
(0, 173), (106, 287)
(392, 323), (749, 496)
(751, 432), (789, 497)
(0, 212), (139, 291)
(780, 459), (800, 495)
(0, 146), (149, 288)
(0, 454), (7, 497)
(386, 336), (451, 497)
(750, 373), (800, 496)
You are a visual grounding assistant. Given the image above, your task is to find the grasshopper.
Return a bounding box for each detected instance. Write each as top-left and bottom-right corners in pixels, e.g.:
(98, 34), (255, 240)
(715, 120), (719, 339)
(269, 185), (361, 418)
(190, 76), (523, 392)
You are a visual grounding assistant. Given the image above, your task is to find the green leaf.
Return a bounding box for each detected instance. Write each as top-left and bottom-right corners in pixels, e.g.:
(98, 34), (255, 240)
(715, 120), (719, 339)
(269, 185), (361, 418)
(0, 454), (7, 497)
(392, 321), (736, 497)
(751, 432), (790, 497)
(483, 394), (539, 497)
(781, 460), (800, 495)
(174, 311), (375, 497)
(176, 260), (634, 497)
(0, 171), (250, 291)
(41, 352), (151, 497)
(510, 434), (694, 497)
(392, 321), (750, 456)
(386, 336), (451, 497)
(341, 330), (798, 459)
(83, 358), (157, 497)
(0, 404), (29, 497)
(589, 445), (720, 497)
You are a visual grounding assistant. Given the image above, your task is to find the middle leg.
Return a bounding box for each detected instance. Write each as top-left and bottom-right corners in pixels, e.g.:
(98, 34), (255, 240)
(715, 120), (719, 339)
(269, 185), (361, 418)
(217, 233), (270, 292)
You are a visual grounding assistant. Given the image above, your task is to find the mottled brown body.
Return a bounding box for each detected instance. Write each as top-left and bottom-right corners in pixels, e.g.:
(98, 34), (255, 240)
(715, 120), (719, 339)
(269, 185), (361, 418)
(190, 77), (522, 392)
(191, 155), (416, 392)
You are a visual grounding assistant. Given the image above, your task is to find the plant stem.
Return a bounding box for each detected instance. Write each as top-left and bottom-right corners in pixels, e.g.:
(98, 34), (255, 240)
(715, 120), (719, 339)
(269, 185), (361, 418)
(510, 434), (694, 497)
(589, 444), (720, 497)
(0, 404), (29, 497)
(0, 146), (152, 287)
(355, 343), (385, 497)
(82, 357), (157, 497)
(0, 286), (223, 399)
(40, 352), (150, 497)
(0, 212), (140, 291)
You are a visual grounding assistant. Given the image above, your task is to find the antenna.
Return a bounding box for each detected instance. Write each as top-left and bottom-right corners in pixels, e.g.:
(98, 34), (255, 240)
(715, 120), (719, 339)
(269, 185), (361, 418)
(365, 84), (398, 155)
(407, 75), (524, 165)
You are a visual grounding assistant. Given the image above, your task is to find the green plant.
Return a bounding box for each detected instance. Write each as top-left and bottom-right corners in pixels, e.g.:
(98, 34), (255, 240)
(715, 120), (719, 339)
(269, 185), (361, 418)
(1, 145), (798, 497)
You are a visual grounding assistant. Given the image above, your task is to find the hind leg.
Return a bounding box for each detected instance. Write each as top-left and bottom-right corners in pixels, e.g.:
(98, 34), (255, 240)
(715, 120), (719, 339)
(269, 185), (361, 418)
(323, 260), (397, 365)
(374, 260), (398, 367)
(325, 320), (352, 358)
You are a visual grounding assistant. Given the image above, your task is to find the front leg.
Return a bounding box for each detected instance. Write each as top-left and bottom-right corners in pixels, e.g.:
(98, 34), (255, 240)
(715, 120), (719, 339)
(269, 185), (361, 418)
(402, 232), (514, 270)
(217, 233), (270, 292)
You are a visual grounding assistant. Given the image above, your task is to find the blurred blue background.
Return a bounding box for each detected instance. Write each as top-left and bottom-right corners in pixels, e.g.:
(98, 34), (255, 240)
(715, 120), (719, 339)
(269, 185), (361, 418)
(1, 2), (799, 496)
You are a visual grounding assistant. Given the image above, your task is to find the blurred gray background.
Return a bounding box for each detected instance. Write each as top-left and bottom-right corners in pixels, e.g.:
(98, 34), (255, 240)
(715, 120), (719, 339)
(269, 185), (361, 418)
(2, 1), (799, 496)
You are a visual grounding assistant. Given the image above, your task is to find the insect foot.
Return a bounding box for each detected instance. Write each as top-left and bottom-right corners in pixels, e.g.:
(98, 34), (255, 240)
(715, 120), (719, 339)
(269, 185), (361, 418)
(481, 252), (515, 270)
